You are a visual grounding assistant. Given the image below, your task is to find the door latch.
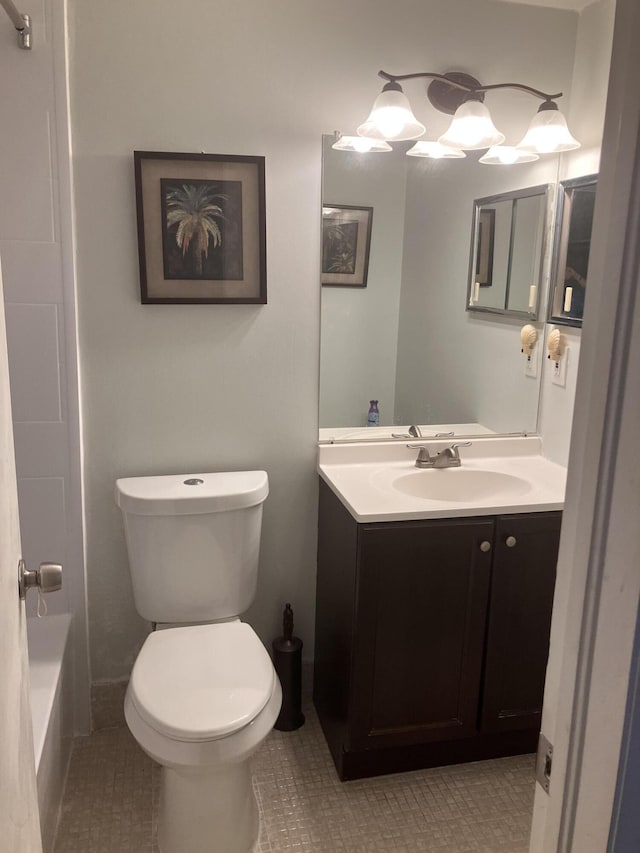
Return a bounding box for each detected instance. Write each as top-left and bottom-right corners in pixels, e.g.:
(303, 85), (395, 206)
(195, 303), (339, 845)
(18, 559), (63, 600)
(536, 732), (553, 793)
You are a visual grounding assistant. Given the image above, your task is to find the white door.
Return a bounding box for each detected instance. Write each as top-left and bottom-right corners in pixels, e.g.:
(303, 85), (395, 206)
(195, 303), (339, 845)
(0, 260), (42, 850)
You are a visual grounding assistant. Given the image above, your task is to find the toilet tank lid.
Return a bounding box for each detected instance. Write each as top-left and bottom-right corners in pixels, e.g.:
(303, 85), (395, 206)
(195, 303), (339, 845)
(115, 470), (268, 516)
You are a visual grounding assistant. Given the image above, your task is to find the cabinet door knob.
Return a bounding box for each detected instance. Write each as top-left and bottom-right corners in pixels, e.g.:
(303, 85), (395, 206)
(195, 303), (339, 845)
(480, 540), (492, 552)
(506, 535), (517, 548)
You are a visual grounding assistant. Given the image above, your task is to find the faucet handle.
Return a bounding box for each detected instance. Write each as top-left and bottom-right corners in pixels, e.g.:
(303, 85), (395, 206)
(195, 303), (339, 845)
(409, 444), (434, 467)
(450, 441), (472, 458)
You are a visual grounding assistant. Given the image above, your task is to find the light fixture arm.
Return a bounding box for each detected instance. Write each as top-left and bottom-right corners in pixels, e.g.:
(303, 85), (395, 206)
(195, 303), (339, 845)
(0, 0), (32, 49)
(377, 70), (562, 103)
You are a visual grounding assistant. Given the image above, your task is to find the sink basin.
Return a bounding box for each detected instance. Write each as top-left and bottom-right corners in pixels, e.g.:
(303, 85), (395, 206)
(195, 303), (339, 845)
(392, 468), (532, 503)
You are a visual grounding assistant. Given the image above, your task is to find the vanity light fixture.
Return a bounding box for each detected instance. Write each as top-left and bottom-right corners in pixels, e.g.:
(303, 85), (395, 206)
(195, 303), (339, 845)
(331, 134), (392, 153)
(517, 101), (581, 154)
(0, 0), (31, 48)
(406, 140), (466, 159)
(357, 80), (426, 141)
(357, 70), (580, 154)
(438, 95), (505, 151)
(479, 146), (539, 166)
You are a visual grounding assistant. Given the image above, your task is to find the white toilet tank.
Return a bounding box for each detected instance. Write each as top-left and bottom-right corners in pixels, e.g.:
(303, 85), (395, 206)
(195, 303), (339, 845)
(115, 471), (269, 624)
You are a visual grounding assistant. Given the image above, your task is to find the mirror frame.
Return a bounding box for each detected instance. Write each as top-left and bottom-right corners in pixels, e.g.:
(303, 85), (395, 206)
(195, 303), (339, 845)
(466, 183), (551, 319)
(548, 173), (598, 329)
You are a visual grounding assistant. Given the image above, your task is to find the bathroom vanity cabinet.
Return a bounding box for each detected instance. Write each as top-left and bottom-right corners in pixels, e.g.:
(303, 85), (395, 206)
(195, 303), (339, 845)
(313, 479), (561, 780)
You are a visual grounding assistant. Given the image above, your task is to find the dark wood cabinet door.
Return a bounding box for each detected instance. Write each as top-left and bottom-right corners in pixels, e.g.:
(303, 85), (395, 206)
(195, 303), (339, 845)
(480, 512), (561, 734)
(349, 517), (494, 750)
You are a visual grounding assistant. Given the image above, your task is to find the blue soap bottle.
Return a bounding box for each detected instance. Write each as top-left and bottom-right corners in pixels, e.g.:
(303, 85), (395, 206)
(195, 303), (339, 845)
(367, 400), (380, 427)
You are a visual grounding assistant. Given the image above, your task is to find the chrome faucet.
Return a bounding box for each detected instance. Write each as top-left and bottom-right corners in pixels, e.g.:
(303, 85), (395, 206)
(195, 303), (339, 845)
(408, 441), (472, 469)
(392, 424), (423, 439)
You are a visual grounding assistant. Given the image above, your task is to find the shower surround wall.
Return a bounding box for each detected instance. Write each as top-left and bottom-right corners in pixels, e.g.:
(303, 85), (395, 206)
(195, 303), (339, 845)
(0, 0), (90, 730)
(68, 0), (580, 682)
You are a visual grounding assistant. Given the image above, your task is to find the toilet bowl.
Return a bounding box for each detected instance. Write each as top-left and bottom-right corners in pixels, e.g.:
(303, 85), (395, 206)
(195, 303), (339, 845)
(125, 622), (281, 853)
(115, 471), (280, 853)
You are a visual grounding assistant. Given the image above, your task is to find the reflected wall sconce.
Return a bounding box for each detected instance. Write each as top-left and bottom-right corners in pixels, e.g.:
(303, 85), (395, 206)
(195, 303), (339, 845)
(355, 70), (580, 158)
(0, 0), (32, 48)
(331, 133), (392, 153)
(406, 140), (466, 159)
(479, 146), (539, 166)
(521, 323), (539, 377)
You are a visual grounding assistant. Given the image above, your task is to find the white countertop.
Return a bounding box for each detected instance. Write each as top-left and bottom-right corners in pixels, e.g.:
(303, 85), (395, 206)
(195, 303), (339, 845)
(318, 437), (566, 522)
(319, 422), (495, 443)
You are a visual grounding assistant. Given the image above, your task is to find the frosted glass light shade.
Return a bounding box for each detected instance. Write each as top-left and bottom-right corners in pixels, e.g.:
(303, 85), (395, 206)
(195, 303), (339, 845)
(332, 135), (392, 152)
(406, 140), (466, 159)
(357, 88), (426, 141)
(517, 106), (580, 153)
(438, 99), (505, 151)
(479, 145), (539, 165)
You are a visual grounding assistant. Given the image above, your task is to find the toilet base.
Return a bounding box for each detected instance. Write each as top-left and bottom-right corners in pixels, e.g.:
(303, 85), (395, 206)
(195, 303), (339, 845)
(158, 761), (259, 853)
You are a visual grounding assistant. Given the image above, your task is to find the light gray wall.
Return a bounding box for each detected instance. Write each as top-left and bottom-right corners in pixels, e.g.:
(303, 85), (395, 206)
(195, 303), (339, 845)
(320, 144), (407, 428)
(69, 0), (580, 681)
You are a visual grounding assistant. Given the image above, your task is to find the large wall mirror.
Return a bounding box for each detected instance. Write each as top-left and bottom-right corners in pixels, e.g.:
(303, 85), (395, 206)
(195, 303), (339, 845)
(319, 135), (560, 441)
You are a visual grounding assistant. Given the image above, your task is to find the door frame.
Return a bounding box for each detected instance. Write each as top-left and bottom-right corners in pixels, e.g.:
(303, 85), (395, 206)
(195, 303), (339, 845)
(530, 0), (640, 849)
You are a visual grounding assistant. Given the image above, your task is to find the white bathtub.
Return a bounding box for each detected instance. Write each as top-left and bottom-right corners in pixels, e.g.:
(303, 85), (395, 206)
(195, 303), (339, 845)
(27, 614), (74, 853)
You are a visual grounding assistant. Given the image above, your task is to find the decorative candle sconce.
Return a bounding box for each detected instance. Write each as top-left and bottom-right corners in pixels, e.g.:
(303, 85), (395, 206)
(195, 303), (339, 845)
(521, 324), (539, 378)
(547, 327), (565, 364)
(521, 324), (538, 357)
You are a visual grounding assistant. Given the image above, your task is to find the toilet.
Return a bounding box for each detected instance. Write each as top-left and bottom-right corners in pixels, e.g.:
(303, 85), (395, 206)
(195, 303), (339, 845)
(115, 470), (281, 853)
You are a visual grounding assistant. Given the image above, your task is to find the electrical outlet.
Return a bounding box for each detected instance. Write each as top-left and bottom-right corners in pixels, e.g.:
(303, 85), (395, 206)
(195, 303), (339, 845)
(551, 346), (569, 387)
(525, 352), (538, 378)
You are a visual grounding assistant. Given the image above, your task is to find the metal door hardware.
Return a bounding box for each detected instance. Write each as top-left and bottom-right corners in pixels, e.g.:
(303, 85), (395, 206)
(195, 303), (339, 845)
(18, 559), (63, 600)
(536, 732), (553, 793)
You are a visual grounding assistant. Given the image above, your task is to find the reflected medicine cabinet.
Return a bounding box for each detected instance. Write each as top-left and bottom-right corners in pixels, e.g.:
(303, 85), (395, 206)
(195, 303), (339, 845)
(467, 184), (550, 319)
(548, 174), (597, 328)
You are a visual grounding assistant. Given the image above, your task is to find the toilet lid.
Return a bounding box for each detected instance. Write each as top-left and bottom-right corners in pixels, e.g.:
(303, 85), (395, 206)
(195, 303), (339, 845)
(129, 622), (275, 742)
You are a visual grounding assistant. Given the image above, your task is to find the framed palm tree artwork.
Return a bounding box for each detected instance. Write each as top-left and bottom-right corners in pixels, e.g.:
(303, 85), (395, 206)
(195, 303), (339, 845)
(134, 151), (266, 303)
(321, 204), (373, 287)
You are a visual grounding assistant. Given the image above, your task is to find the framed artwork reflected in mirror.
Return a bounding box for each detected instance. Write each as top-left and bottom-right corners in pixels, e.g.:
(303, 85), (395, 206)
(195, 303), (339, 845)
(321, 204), (373, 288)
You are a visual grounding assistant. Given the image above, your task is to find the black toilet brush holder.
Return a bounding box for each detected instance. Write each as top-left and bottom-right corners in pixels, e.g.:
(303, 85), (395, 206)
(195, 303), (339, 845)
(272, 603), (305, 731)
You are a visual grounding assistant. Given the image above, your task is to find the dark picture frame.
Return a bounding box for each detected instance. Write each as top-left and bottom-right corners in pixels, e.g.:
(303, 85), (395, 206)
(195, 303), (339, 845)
(476, 208), (496, 287)
(549, 174), (597, 328)
(134, 151), (266, 304)
(321, 204), (373, 288)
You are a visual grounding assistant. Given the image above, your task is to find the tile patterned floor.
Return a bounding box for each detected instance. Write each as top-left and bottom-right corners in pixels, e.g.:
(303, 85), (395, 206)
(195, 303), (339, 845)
(54, 694), (535, 852)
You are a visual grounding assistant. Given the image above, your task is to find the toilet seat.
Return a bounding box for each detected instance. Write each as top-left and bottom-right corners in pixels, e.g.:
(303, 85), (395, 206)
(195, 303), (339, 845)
(128, 621), (275, 742)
